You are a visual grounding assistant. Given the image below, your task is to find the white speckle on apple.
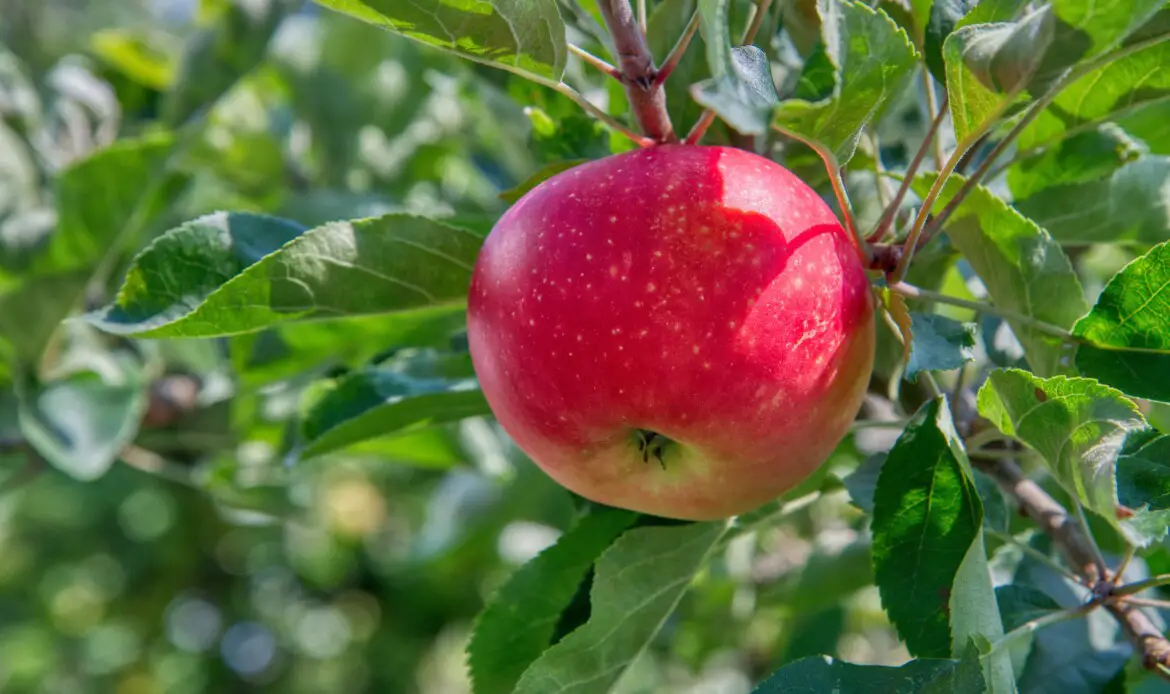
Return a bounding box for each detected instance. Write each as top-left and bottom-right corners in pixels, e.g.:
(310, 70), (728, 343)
(609, 265), (618, 277)
(646, 282), (657, 292)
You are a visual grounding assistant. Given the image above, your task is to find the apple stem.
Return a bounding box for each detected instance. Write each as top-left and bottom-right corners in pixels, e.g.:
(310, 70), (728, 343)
(598, 0), (678, 143)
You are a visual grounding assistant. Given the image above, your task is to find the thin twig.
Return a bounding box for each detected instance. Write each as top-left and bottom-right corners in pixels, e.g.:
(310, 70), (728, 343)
(1114, 545), (1136, 584)
(654, 10), (700, 86)
(742, 0), (775, 44)
(597, 0), (677, 143)
(568, 43), (624, 80)
(921, 32), (1170, 242)
(867, 95), (949, 243)
(868, 130), (892, 209)
(888, 282), (1073, 339)
(686, 110), (718, 145)
(1073, 498), (1110, 581)
(1124, 597), (1170, 611)
(547, 80), (655, 146)
(921, 68), (945, 170)
(986, 528), (1084, 584)
(973, 456), (1170, 677)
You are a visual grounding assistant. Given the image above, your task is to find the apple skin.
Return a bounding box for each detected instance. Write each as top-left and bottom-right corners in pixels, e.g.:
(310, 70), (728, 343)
(467, 145), (875, 520)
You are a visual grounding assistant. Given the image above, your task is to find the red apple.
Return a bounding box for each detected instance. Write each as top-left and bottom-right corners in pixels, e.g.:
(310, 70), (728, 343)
(467, 145), (874, 520)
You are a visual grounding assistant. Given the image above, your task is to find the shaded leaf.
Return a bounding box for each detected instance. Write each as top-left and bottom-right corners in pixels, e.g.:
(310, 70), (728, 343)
(912, 174), (1087, 376)
(468, 507), (638, 694)
(905, 313), (977, 382)
(996, 584), (1063, 632)
(512, 520), (727, 694)
(87, 212), (481, 338)
(976, 369), (1152, 543)
(1016, 154), (1170, 246)
(1007, 126), (1142, 201)
(1116, 432), (1170, 545)
(693, 0), (780, 137)
(844, 453), (886, 513)
(774, 0), (918, 163)
(18, 371), (148, 481)
(313, 0), (567, 80)
(300, 355), (489, 459)
(1074, 240), (1170, 403)
(751, 646), (984, 693)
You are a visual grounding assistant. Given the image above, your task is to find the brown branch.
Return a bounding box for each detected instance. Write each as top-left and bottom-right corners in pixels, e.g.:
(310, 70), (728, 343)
(597, 0), (677, 143)
(973, 456), (1170, 677)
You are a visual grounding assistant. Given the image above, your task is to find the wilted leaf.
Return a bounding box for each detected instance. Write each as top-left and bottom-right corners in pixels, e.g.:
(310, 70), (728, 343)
(905, 313), (977, 382)
(774, 0), (918, 163)
(976, 369), (1152, 542)
(1073, 240), (1170, 403)
(87, 212), (481, 338)
(912, 174), (1087, 376)
(468, 507), (637, 694)
(313, 0), (567, 81)
(512, 520), (727, 694)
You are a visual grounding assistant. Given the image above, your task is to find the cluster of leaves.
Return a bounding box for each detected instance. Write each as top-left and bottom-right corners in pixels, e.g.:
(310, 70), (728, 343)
(4, 0), (1170, 692)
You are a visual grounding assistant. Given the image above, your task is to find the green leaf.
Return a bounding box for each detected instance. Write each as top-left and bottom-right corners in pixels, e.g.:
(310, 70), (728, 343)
(1116, 433), (1170, 544)
(18, 371), (148, 481)
(976, 369), (1151, 541)
(844, 453), (886, 513)
(0, 271), (91, 365)
(923, 0), (1029, 84)
(995, 584), (1062, 632)
(773, 0), (918, 163)
(905, 313), (977, 382)
(693, 0), (780, 135)
(299, 360), (489, 459)
(468, 507), (638, 694)
(313, 0), (567, 81)
(872, 397), (1010, 692)
(1073, 240), (1170, 403)
(1016, 155), (1170, 245)
(751, 647), (984, 693)
(1007, 126), (1142, 201)
(1016, 38), (1170, 161)
(499, 160), (588, 204)
(512, 520), (727, 694)
(943, 8), (1055, 142)
(1048, 0), (1168, 63)
(163, 0), (294, 125)
(87, 212), (481, 338)
(91, 29), (176, 90)
(912, 174), (1087, 376)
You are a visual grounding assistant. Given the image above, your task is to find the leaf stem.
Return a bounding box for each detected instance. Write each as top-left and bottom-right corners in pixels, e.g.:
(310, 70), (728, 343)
(867, 94), (949, 243)
(568, 43), (624, 80)
(987, 601), (1099, 655)
(1073, 497), (1110, 582)
(637, 0), (648, 32)
(1123, 597), (1170, 611)
(545, 80), (656, 147)
(888, 281), (1073, 339)
(654, 10), (700, 86)
(686, 110), (718, 145)
(1114, 575), (1170, 598)
(597, 0), (677, 143)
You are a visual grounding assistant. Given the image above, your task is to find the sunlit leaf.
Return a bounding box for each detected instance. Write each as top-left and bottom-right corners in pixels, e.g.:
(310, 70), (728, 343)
(1116, 432), (1170, 545)
(87, 212), (481, 338)
(512, 520), (727, 694)
(468, 507), (638, 694)
(313, 0), (567, 80)
(1074, 240), (1170, 402)
(773, 0), (918, 163)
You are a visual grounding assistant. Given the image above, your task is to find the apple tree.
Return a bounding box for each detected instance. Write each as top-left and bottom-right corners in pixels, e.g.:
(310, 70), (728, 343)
(2, 0), (1170, 691)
